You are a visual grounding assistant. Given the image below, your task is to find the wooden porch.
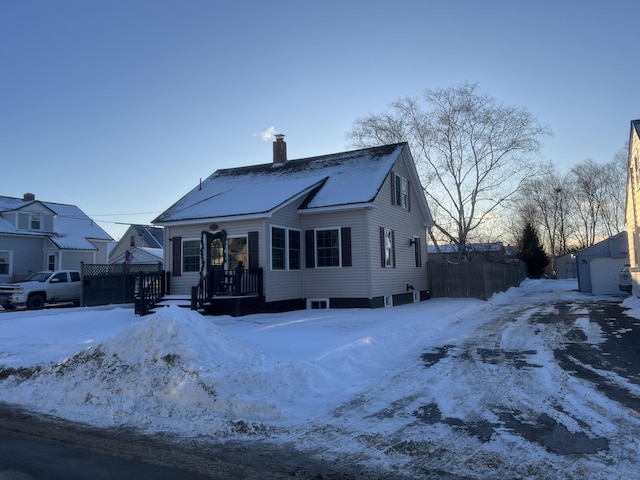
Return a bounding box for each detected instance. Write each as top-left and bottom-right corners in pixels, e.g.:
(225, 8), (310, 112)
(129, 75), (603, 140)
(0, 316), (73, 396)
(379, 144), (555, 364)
(135, 268), (264, 316)
(191, 267), (264, 315)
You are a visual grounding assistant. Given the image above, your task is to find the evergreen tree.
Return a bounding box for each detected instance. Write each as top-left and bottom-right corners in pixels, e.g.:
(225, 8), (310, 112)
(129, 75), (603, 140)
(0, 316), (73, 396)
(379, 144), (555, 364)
(519, 222), (550, 278)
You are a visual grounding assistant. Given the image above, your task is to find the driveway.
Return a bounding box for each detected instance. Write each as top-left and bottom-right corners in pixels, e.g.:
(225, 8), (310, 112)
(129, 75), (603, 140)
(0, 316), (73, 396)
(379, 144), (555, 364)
(324, 291), (640, 479)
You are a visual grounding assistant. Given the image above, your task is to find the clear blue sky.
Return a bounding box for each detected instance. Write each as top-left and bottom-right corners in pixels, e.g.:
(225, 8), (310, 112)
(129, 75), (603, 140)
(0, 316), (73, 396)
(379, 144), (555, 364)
(2, 0), (638, 240)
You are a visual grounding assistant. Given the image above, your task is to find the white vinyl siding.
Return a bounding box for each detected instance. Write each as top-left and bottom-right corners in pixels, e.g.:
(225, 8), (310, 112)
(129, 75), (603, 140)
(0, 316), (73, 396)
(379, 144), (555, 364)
(265, 201), (304, 302)
(368, 151), (428, 298)
(302, 210), (368, 300)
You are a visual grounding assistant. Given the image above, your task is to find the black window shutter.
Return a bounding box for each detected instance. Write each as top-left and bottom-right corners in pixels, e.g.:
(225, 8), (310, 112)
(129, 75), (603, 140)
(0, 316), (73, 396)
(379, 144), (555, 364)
(305, 230), (315, 268)
(407, 180), (411, 211)
(392, 230), (396, 268)
(341, 227), (352, 267)
(172, 236), (182, 276)
(390, 173), (396, 205)
(248, 231), (259, 271)
(380, 227), (385, 268)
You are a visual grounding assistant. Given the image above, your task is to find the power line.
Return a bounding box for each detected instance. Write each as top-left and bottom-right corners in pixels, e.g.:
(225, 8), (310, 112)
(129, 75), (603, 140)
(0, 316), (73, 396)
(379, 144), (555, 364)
(88, 211), (161, 217)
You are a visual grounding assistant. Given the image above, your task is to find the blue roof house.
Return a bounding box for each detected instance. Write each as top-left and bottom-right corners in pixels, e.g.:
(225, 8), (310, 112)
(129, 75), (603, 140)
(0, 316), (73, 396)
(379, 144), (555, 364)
(0, 193), (113, 281)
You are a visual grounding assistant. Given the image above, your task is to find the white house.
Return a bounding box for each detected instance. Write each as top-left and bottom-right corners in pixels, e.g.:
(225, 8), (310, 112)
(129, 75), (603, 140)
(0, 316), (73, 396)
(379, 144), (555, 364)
(153, 136), (434, 314)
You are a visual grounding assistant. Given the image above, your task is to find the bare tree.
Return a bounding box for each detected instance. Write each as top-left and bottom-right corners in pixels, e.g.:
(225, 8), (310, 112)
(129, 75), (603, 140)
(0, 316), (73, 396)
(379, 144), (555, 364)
(518, 166), (573, 274)
(600, 145), (628, 237)
(568, 159), (612, 248)
(348, 83), (551, 260)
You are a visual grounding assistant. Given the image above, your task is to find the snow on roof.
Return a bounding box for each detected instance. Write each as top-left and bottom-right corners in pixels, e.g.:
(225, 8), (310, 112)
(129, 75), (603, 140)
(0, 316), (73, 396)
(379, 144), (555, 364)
(0, 196), (113, 249)
(154, 143), (405, 223)
(632, 119), (640, 139)
(132, 225), (164, 248)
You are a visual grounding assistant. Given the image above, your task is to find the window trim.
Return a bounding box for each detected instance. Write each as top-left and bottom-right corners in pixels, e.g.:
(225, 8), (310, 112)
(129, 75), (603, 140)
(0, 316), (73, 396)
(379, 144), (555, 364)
(315, 227), (342, 268)
(381, 227), (396, 268)
(271, 226), (302, 271)
(393, 173), (410, 210)
(271, 226), (286, 271)
(182, 239), (201, 273)
(47, 254), (56, 271)
(288, 228), (301, 270)
(30, 213), (42, 230)
(307, 298), (329, 309)
(0, 250), (12, 276)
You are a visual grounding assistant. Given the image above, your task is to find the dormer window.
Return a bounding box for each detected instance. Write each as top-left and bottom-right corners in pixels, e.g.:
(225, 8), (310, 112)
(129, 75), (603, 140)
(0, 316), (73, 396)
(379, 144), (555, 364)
(30, 214), (42, 230)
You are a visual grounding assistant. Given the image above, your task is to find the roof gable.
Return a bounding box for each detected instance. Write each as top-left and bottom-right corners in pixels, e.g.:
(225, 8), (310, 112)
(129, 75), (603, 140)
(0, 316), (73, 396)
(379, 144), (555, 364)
(633, 119), (640, 139)
(0, 195), (113, 249)
(154, 143), (409, 224)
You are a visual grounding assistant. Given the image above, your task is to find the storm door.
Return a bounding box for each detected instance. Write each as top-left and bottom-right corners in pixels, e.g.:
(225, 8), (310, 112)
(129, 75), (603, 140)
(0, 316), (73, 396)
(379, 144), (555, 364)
(203, 230), (226, 296)
(205, 231), (226, 269)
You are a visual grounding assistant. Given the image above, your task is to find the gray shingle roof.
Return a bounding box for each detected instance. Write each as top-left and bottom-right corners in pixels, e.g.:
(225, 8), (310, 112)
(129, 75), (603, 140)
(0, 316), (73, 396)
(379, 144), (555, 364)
(154, 143), (406, 224)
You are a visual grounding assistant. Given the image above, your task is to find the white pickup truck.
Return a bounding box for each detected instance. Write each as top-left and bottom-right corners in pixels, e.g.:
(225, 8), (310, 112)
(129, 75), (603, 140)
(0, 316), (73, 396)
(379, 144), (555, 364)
(0, 270), (82, 310)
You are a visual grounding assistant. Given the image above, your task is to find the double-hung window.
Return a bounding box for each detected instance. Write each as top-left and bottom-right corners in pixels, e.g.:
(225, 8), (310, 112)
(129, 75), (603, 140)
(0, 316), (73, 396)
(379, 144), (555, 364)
(0, 251), (10, 275)
(288, 229), (301, 270)
(316, 228), (341, 267)
(305, 227), (351, 269)
(271, 226), (301, 270)
(182, 240), (201, 273)
(381, 228), (395, 267)
(30, 214), (42, 230)
(393, 173), (410, 210)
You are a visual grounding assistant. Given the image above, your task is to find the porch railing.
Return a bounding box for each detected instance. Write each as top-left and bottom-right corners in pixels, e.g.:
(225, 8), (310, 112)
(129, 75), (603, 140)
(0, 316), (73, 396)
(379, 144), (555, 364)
(134, 270), (167, 315)
(191, 267), (263, 311)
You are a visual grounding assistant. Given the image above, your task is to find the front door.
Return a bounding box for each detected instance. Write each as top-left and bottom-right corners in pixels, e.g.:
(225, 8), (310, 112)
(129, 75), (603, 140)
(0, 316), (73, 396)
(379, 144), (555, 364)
(204, 231), (226, 269)
(203, 231), (226, 296)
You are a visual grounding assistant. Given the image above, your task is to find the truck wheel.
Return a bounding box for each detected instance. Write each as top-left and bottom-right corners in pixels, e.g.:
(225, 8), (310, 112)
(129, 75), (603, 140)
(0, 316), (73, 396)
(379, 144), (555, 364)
(27, 293), (45, 310)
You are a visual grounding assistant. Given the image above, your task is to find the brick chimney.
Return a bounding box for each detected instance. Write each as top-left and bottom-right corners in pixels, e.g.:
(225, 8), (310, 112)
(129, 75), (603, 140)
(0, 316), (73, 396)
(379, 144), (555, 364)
(273, 134), (287, 165)
(23, 193), (35, 201)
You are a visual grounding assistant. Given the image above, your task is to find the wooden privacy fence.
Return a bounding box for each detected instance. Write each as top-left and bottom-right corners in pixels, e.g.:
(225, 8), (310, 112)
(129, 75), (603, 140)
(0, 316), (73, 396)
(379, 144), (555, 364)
(428, 261), (527, 300)
(82, 263), (163, 306)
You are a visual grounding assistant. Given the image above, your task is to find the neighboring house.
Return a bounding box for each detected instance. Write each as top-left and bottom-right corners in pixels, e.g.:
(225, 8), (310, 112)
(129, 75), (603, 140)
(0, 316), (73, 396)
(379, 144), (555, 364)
(108, 224), (164, 265)
(575, 231), (628, 295)
(0, 193), (113, 282)
(625, 119), (640, 296)
(109, 247), (164, 266)
(153, 136), (434, 312)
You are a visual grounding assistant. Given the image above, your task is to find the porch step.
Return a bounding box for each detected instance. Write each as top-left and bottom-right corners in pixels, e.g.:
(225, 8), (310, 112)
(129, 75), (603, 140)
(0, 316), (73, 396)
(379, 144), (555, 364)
(153, 295), (192, 309)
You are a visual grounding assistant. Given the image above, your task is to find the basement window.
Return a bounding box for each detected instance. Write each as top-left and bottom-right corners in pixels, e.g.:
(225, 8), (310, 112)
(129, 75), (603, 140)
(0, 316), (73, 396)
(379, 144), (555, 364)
(307, 298), (329, 309)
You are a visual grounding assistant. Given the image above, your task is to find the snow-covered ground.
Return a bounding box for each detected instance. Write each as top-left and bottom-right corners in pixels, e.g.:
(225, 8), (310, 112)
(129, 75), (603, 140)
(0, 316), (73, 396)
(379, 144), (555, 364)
(1, 279), (640, 479)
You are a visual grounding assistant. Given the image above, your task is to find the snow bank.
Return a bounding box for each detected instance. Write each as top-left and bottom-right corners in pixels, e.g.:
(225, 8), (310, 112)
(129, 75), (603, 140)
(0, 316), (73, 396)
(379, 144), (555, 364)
(2, 306), (327, 432)
(622, 294), (640, 320)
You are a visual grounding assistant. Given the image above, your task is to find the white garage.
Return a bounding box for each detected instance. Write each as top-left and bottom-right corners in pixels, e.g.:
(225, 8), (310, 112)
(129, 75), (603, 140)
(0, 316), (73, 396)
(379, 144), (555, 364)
(576, 232), (629, 295)
(589, 257), (628, 295)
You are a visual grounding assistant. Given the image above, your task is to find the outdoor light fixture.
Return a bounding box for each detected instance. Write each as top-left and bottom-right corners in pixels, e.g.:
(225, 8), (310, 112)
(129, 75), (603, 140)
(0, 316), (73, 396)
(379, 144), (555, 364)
(409, 238), (416, 246)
